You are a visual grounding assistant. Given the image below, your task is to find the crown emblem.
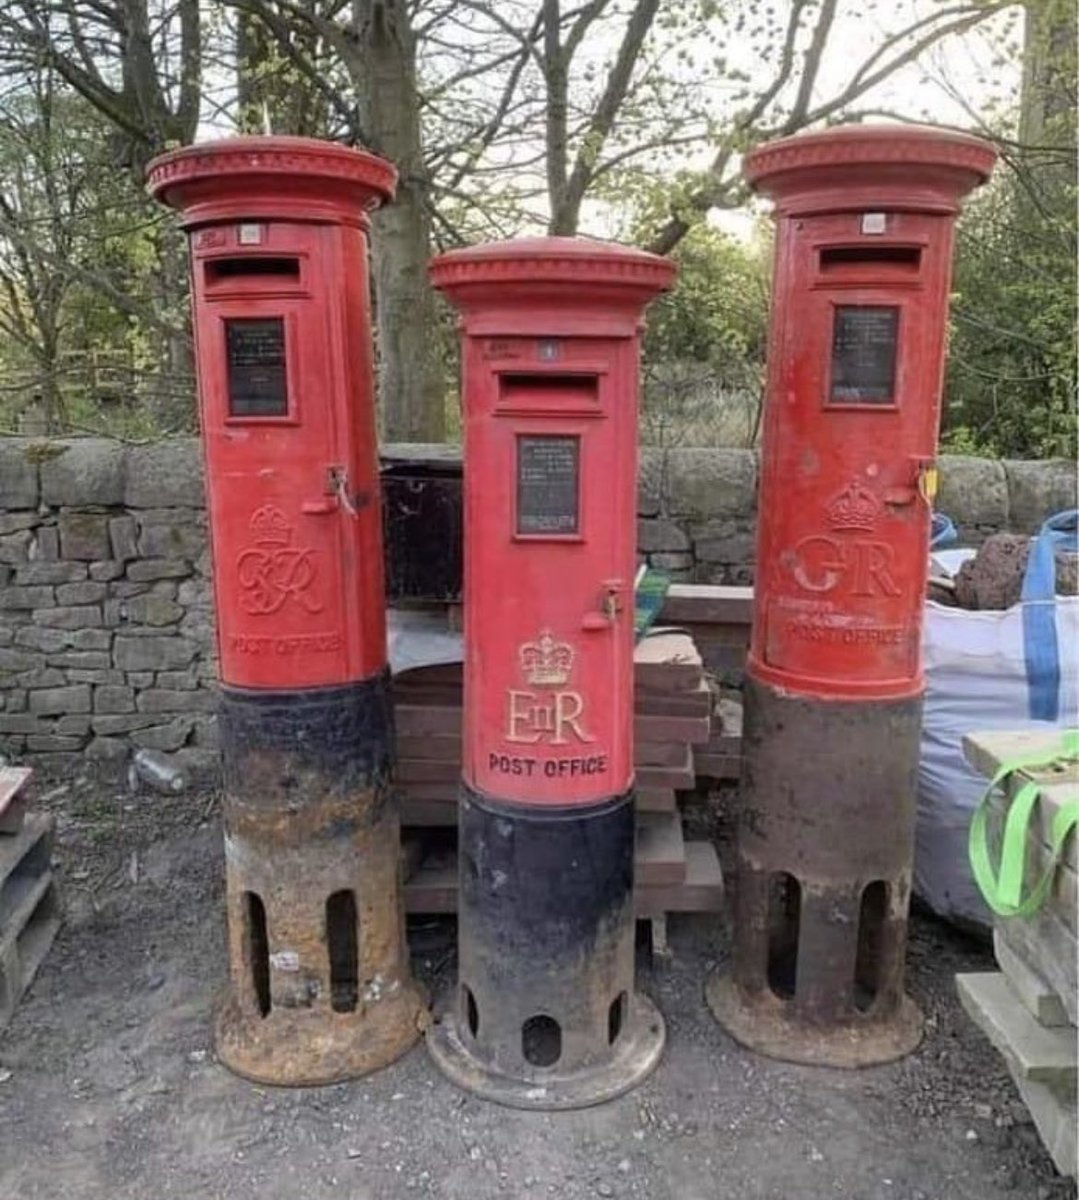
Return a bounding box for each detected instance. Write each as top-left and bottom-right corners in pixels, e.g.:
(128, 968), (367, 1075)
(825, 480), (880, 533)
(249, 505), (293, 546)
(519, 630), (574, 687)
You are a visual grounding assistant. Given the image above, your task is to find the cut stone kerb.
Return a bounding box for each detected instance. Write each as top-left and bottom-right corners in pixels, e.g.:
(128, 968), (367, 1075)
(146, 136), (397, 228)
(429, 236), (678, 336)
(743, 123), (998, 216)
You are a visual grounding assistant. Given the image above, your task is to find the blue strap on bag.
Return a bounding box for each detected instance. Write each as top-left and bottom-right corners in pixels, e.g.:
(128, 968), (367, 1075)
(931, 512), (958, 548)
(1021, 509), (1078, 720)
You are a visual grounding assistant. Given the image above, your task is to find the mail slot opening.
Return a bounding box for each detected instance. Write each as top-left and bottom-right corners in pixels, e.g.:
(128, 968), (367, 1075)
(819, 245), (921, 273)
(206, 256), (301, 284)
(500, 373), (598, 404)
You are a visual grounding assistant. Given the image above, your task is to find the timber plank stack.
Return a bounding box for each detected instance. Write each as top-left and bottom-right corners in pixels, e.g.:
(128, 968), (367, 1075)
(0, 767), (61, 1033)
(393, 626), (724, 916)
(955, 730), (1078, 1179)
(656, 584), (753, 680)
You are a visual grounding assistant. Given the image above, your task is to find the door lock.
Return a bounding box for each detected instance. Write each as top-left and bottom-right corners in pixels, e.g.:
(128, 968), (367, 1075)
(581, 579), (624, 631)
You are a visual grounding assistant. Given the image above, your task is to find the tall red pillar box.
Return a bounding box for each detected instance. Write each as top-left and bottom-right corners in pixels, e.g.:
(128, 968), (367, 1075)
(706, 125), (996, 1066)
(426, 238), (676, 1108)
(147, 138), (424, 1085)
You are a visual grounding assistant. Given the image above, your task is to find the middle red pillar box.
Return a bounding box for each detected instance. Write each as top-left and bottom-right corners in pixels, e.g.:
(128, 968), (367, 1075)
(427, 238), (677, 1108)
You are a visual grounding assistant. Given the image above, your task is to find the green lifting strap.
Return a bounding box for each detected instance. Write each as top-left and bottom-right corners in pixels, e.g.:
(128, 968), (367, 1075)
(968, 729), (1079, 918)
(634, 567), (671, 642)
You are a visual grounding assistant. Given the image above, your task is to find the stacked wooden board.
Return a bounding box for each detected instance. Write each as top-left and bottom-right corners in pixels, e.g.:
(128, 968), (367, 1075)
(392, 627), (726, 917)
(0, 767), (61, 1033)
(955, 730), (1077, 1179)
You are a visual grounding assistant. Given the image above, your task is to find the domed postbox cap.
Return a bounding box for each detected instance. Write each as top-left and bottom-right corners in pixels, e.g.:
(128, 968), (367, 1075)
(430, 236), (677, 331)
(744, 123), (997, 216)
(146, 136), (397, 227)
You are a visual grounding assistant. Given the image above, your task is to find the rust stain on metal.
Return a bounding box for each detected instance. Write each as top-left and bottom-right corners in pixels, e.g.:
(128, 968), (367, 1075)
(214, 684), (425, 1087)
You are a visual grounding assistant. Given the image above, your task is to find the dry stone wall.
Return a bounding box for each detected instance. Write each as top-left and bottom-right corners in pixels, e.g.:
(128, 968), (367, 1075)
(1, 439), (215, 774)
(1, 437), (1074, 771)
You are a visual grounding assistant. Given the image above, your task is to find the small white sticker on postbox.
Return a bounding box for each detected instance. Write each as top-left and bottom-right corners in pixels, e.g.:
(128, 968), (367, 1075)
(861, 213), (887, 235)
(238, 222), (264, 245)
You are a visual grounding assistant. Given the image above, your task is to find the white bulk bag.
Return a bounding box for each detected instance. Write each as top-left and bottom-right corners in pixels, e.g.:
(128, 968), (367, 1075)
(915, 596), (1079, 930)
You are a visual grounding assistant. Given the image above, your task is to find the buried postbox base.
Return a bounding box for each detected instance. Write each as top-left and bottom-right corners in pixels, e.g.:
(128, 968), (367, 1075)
(706, 124), (995, 1069)
(213, 682), (426, 1087)
(426, 236), (676, 1109)
(146, 137), (426, 1087)
(426, 790), (665, 1109)
(705, 677), (924, 1068)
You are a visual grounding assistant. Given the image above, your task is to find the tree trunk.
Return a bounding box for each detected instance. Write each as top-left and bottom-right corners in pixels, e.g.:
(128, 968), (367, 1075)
(1018, 0), (1075, 148)
(1015, 0), (1075, 229)
(237, 9), (274, 131)
(351, 0), (445, 442)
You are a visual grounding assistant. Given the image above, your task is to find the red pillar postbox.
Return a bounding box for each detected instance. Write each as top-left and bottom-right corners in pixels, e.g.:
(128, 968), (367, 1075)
(706, 125), (996, 1066)
(147, 138), (424, 1085)
(426, 238), (676, 1108)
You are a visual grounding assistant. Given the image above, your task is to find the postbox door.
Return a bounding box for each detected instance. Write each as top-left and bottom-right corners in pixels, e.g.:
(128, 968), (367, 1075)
(757, 212), (949, 696)
(191, 224), (367, 689)
(464, 359), (636, 805)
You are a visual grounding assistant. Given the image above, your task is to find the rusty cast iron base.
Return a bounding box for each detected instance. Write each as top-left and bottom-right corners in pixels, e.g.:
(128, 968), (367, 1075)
(215, 679), (425, 1086)
(711, 676), (925, 1068)
(704, 974), (923, 1068)
(216, 984), (425, 1087)
(426, 787), (665, 1109)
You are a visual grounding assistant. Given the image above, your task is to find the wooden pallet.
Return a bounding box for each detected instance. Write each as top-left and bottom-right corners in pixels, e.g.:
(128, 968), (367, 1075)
(957, 972), (1077, 1177)
(0, 813), (61, 1031)
(962, 729), (1078, 1023)
(959, 729), (1078, 1177)
(0, 767), (32, 836)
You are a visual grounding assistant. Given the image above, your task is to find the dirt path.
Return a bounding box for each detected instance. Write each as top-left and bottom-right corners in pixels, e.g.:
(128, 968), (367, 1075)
(0, 778), (1073, 1200)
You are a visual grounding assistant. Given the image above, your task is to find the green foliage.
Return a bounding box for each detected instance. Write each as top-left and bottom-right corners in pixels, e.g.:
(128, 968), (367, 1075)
(631, 217), (771, 447)
(942, 0), (1077, 459)
(0, 78), (189, 436)
(944, 177), (1077, 459)
(642, 221), (769, 370)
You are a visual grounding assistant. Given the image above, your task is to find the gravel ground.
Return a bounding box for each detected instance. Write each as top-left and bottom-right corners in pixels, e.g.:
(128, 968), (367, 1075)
(0, 774), (1074, 1200)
